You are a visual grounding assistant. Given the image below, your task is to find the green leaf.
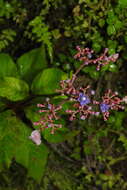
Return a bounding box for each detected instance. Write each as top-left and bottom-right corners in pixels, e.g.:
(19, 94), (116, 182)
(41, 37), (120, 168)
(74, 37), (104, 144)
(106, 10), (116, 24)
(98, 19), (105, 27)
(0, 77), (29, 101)
(0, 110), (30, 170)
(42, 127), (79, 143)
(107, 25), (116, 35)
(42, 127), (69, 143)
(0, 53), (18, 77)
(92, 43), (101, 52)
(17, 46), (47, 83)
(83, 65), (100, 79)
(107, 40), (117, 49)
(0, 110), (31, 141)
(109, 63), (118, 72)
(31, 68), (67, 95)
(24, 105), (42, 124)
(89, 70), (100, 79)
(0, 135), (16, 170)
(108, 48), (116, 55)
(15, 142), (29, 168)
(114, 20), (123, 30)
(0, 110), (49, 182)
(28, 143), (49, 183)
(118, 0), (127, 7)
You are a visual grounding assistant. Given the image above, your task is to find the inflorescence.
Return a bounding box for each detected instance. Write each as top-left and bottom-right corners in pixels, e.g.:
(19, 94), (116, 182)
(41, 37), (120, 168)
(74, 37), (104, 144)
(33, 98), (62, 134)
(29, 46), (126, 145)
(74, 46), (119, 71)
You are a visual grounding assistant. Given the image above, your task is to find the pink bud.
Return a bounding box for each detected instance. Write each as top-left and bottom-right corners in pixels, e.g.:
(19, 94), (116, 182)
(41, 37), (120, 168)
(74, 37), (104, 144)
(91, 90), (95, 95)
(29, 130), (41, 145)
(80, 115), (86, 120)
(112, 53), (119, 60)
(123, 96), (127, 104)
(95, 112), (100, 116)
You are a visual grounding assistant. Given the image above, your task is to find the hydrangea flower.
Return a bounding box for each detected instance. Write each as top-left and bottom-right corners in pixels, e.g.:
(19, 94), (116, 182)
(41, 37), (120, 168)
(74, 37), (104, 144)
(100, 103), (110, 113)
(77, 93), (90, 106)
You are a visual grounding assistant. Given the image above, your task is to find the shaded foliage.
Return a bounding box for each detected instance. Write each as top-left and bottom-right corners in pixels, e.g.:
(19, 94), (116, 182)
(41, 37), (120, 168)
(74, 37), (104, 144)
(0, 0), (127, 190)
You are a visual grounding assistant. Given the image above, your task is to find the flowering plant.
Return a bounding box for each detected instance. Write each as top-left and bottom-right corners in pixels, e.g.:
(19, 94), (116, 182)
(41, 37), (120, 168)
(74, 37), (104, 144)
(30, 46), (125, 145)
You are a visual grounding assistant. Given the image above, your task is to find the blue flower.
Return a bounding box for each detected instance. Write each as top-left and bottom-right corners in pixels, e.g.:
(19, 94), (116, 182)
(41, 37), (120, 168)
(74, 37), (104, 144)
(77, 93), (90, 106)
(100, 103), (110, 113)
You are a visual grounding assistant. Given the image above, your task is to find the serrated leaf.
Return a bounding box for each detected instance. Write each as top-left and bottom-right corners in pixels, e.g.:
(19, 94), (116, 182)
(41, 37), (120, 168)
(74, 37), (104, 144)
(0, 77), (29, 101)
(17, 46), (47, 83)
(31, 68), (67, 95)
(0, 53), (18, 77)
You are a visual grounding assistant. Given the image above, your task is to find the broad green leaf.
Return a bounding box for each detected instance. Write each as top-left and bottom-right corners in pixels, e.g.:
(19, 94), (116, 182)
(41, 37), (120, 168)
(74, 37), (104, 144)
(118, 0), (127, 7)
(0, 135), (16, 170)
(42, 127), (79, 143)
(0, 110), (30, 170)
(0, 110), (30, 142)
(0, 110), (49, 182)
(28, 142), (49, 183)
(24, 105), (42, 124)
(17, 46), (47, 83)
(31, 68), (67, 95)
(42, 127), (69, 143)
(14, 142), (29, 168)
(0, 53), (18, 77)
(0, 77), (29, 101)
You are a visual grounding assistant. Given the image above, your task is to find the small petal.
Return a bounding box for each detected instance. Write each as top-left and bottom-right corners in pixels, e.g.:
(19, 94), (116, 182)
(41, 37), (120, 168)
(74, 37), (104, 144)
(95, 112), (100, 116)
(80, 115), (86, 120)
(123, 96), (127, 104)
(100, 103), (110, 113)
(77, 93), (90, 106)
(29, 130), (41, 145)
(91, 90), (95, 95)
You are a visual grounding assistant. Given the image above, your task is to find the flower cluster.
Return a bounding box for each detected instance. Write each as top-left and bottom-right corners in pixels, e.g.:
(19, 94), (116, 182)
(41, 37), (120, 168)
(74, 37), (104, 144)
(74, 46), (119, 71)
(58, 78), (124, 121)
(29, 46), (125, 145)
(57, 78), (77, 96)
(33, 99), (62, 134)
(66, 89), (98, 121)
(93, 90), (124, 120)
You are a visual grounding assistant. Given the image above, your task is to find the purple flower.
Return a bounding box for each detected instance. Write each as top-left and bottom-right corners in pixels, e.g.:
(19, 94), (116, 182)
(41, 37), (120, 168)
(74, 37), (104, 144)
(47, 104), (52, 109)
(100, 103), (110, 113)
(77, 93), (90, 106)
